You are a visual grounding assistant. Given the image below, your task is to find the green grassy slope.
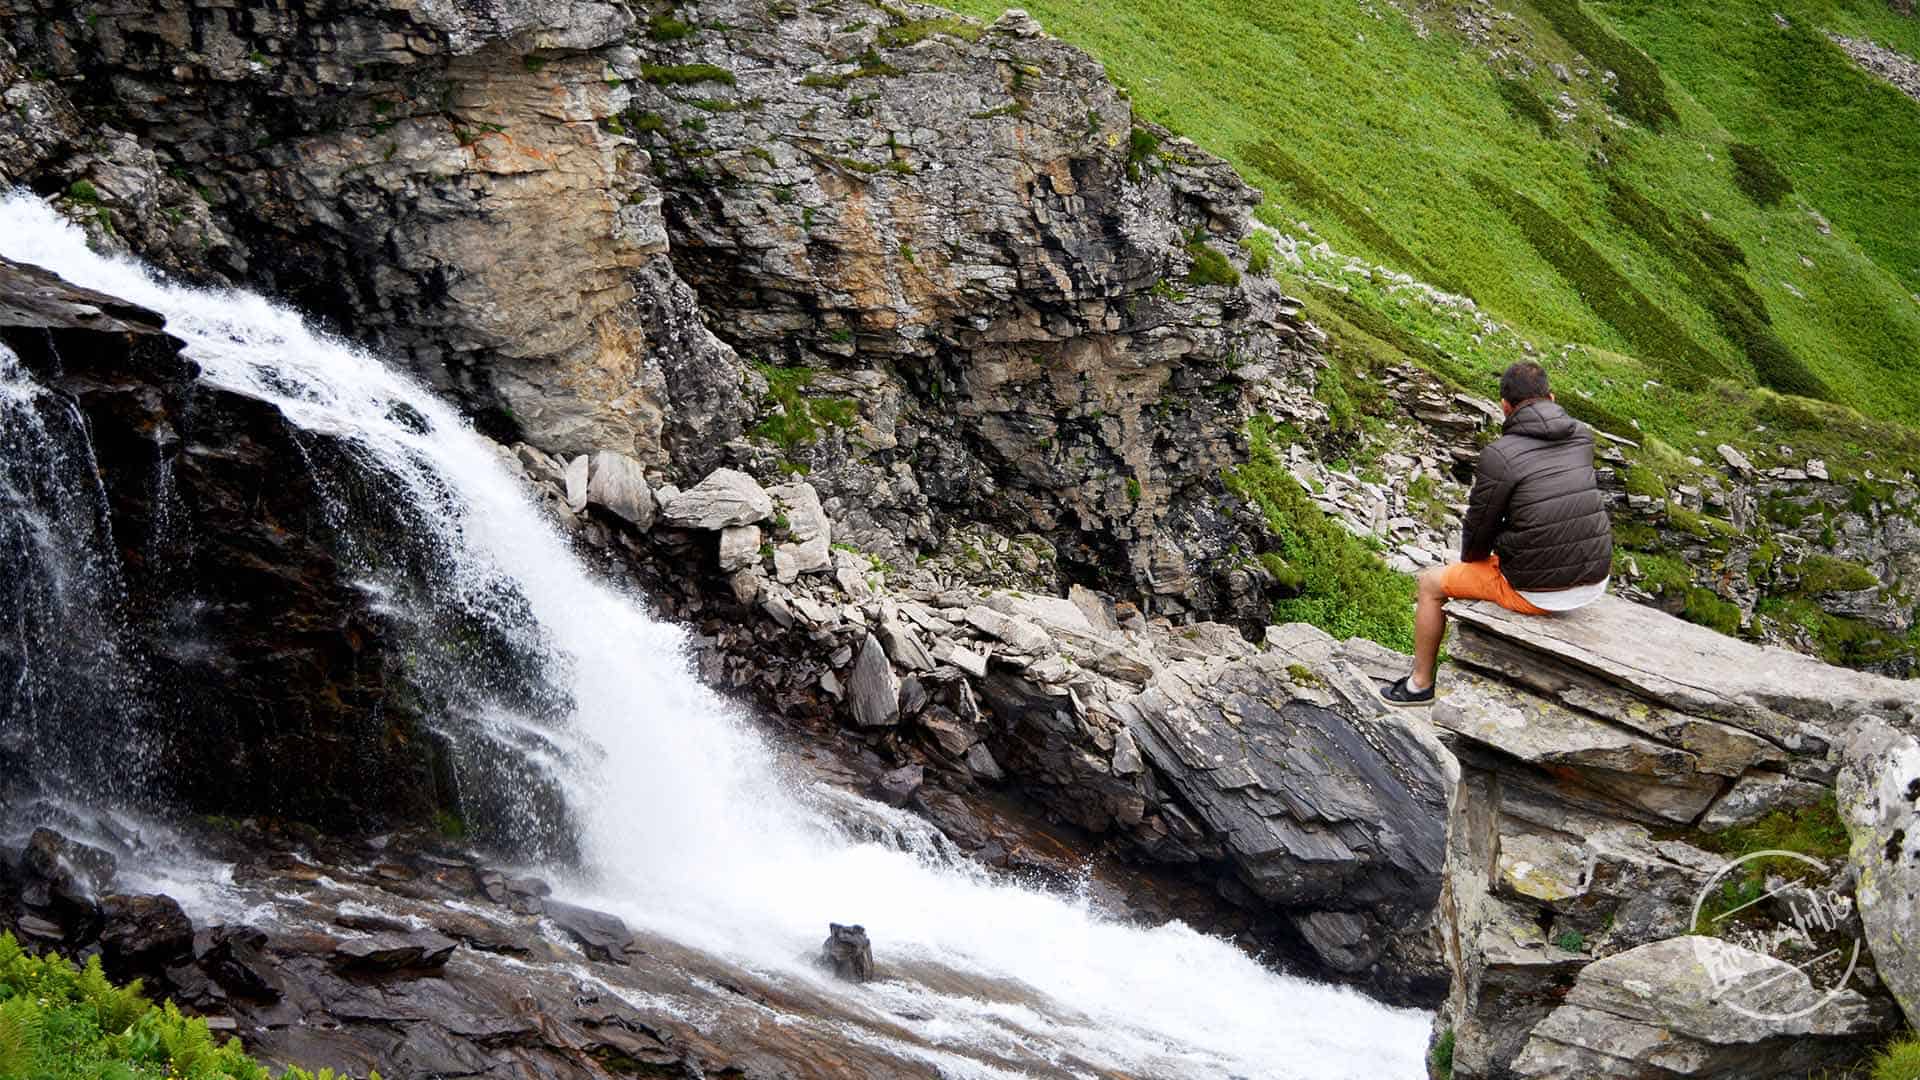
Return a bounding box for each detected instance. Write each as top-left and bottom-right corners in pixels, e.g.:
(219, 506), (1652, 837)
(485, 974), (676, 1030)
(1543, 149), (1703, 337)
(945, 0), (1920, 455)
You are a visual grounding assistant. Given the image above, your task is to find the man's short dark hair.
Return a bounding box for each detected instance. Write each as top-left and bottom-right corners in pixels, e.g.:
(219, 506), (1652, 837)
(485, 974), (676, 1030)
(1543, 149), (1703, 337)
(1500, 361), (1551, 406)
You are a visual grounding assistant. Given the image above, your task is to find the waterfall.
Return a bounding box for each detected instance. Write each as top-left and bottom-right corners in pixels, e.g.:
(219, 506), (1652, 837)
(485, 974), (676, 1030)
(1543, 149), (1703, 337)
(0, 338), (150, 800)
(0, 193), (1429, 1079)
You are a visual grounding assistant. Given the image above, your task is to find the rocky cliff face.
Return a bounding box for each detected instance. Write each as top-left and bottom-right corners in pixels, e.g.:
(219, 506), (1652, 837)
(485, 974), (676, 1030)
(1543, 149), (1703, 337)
(3, 0), (1328, 628)
(0, 256), (446, 831)
(619, 0), (1316, 619)
(0, 0), (737, 463)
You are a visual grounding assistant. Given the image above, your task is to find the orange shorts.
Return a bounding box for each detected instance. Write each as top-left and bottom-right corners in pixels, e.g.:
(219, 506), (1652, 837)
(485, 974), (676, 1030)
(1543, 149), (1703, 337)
(1436, 555), (1549, 616)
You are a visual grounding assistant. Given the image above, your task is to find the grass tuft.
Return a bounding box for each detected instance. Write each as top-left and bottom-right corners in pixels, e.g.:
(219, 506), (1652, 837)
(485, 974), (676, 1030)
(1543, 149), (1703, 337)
(641, 63), (735, 86)
(1870, 1032), (1920, 1080)
(1185, 239), (1241, 287)
(878, 16), (983, 47)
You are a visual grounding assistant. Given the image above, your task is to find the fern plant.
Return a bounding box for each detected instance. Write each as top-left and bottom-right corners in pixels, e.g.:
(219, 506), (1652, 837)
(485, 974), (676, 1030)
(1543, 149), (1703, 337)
(0, 997), (43, 1080)
(0, 932), (375, 1079)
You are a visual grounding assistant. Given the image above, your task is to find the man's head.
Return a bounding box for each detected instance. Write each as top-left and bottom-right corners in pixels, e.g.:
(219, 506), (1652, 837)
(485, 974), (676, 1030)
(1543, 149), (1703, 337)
(1499, 361), (1553, 415)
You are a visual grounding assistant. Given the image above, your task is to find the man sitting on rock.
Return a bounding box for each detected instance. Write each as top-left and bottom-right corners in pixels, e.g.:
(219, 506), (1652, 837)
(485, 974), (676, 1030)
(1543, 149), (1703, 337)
(1382, 361), (1613, 706)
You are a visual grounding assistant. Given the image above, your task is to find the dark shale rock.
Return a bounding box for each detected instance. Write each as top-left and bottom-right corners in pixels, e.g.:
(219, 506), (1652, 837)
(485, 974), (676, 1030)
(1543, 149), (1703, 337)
(334, 931), (459, 974)
(0, 257), (445, 834)
(820, 923), (875, 983)
(200, 926), (285, 1003)
(1121, 654), (1454, 942)
(542, 899), (632, 965)
(98, 893), (195, 976)
(872, 763), (926, 808)
(20, 827), (117, 909)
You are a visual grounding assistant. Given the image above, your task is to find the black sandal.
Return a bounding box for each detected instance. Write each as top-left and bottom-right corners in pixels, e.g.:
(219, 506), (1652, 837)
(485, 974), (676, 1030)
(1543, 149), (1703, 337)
(1380, 676), (1435, 707)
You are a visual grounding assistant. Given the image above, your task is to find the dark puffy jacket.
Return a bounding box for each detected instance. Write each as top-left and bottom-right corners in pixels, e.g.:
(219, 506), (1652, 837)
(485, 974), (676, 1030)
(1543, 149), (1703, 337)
(1460, 399), (1613, 591)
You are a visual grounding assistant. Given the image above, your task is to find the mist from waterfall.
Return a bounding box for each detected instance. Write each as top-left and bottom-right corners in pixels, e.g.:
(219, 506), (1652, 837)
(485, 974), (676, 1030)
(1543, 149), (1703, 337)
(0, 193), (1429, 1080)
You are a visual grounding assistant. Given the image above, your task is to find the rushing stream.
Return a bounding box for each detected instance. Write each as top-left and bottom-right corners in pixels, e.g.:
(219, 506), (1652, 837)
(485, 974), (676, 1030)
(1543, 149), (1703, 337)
(0, 193), (1429, 1079)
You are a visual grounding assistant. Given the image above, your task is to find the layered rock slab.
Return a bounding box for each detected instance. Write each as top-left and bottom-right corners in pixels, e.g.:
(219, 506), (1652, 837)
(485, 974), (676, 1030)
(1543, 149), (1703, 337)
(1432, 596), (1918, 1079)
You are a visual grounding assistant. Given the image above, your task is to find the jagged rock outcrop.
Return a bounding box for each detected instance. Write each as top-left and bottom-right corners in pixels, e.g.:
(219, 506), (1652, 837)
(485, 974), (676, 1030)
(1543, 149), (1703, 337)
(2, 0), (748, 463)
(1504, 936), (1896, 1079)
(619, 0), (1320, 621)
(1432, 596), (1920, 1079)
(0, 256), (445, 831)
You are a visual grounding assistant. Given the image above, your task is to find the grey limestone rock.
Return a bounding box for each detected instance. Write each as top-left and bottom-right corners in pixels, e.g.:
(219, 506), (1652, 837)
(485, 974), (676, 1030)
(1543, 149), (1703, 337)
(660, 469), (774, 530)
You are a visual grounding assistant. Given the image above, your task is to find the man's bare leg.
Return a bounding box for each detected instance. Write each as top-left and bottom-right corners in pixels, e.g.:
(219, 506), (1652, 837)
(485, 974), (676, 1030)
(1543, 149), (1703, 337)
(1410, 567), (1447, 691)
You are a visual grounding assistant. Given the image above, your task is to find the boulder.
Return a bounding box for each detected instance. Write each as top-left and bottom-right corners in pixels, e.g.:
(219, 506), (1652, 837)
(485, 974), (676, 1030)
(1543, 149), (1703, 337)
(1700, 771), (1830, 832)
(20, 828), (116, 910)
(564, 455), (591, 512)
(717, 525), (762, 572)
(1836, 715), (1920, 1028)
(200, 927), (284, 1002)
(820, 923), (874, 982)
(769, 481), (832, 582)
(964, 743), (1006, 782)
(1293, 910), (1383, 974)
(334, 930), (458, 973)
(846, 634), (901, 729)
(874, 613), (935, 672)
(513, 443), (567, 487)
(659, 468), (772, 530)
(1507, 937), (1895, 1079)
(542, 900), (632, 965)
(98, 893), (194, 974)
(1118, 654), (1454, 928)
(871, 764), (924, 808)
(962, 605), (1051, 656)
(585, 451), (655, 529)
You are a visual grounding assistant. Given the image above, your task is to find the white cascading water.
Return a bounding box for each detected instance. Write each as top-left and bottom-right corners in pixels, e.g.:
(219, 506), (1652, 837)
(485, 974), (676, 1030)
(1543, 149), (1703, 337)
(0, 192), (1429, 1079)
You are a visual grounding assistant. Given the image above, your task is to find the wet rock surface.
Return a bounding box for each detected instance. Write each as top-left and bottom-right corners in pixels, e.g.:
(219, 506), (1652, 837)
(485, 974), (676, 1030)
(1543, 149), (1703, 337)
(0, 257), (444, 833)
(821, 922), (875, 982)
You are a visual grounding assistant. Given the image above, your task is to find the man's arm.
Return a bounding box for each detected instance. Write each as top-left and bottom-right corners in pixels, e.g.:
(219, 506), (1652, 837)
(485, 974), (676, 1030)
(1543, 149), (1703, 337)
(1460, 446), (1515, 562)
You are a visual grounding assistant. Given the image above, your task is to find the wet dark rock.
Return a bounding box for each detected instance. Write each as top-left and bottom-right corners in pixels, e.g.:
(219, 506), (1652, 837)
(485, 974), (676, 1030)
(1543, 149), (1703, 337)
(199, 926), (284, 1003)
(15, 912), (63, 942)
(334, 931), (458, 974)
(20, 827), (117, 910)
(821, 923), (875, 983)
(872, 764), (926, 808)
(543, 900), (633, 965)
(0, 257), (449, 836)
(98, 893), (194, 976)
